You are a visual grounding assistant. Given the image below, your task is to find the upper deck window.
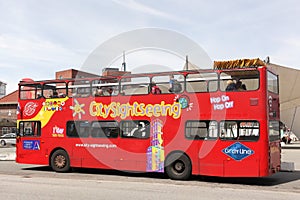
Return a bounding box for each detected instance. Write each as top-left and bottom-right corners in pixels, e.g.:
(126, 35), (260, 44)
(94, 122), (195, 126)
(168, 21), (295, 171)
(186, 72), (218, 93)
(220, 70), (259, 92)
(120, 76), (150, 95)
(44, 82), (67, 98)
(20, 84), (42, 100)
(68, 80), (91, 98)
(267, 71), (279, 94)
(152, 74), (184, 94)
(91, 79), (119, 97)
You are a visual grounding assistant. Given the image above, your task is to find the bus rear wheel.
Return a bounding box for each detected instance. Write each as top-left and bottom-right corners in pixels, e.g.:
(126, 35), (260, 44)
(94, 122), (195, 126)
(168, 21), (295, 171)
(51, 150), (70, 172)
(165, 153), (191, 180)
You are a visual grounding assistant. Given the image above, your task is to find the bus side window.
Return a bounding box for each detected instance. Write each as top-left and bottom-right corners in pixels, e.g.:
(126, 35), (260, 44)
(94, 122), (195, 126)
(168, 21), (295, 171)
(186, 73), (217, 93)
(152, 75), (183, 94)
(120, 77), (150, 96)
(44, 82), (67, 99)
(220, 71), (259, 92)
(120, 120), (150, 139)
(19, 121), (41, 137)
(220, 121), (259, 141)
(91, 121), (119, 138)
(220, 121), (238, 139)
(67, 121), (79, 137)
(185, 120), (218, 140)
(78, 121), (89, 138)
(68, 80), (90, 98)
(19, 84), (42, 100)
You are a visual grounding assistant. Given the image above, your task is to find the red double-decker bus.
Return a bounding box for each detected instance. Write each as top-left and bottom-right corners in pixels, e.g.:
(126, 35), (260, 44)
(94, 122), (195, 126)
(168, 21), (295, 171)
(16, 58), (281, 180)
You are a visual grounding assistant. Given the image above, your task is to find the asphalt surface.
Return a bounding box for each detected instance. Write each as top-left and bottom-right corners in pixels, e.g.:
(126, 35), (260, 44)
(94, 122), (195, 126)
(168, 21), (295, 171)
(0, 143), (299, 199)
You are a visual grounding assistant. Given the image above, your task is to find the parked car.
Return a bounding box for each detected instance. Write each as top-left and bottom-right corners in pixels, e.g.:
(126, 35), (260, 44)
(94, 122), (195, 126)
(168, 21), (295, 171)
(0, 133), (16, 146)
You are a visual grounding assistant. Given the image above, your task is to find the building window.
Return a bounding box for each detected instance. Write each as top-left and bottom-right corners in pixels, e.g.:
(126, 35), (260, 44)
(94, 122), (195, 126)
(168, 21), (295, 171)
(2, 127), (8, 135)
(0, 82), (6, 96)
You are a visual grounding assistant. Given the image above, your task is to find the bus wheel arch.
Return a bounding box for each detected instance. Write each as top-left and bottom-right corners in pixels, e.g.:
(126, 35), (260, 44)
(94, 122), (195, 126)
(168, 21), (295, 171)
(165, 151), (192, 180)
(50, 148), (71, 172)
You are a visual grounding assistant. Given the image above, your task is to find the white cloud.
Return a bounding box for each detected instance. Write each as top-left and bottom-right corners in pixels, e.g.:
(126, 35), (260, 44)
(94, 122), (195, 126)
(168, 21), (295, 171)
(112, 0), (189, 24)
(0, 34), (85, 93)
(1, 0), (300, 94)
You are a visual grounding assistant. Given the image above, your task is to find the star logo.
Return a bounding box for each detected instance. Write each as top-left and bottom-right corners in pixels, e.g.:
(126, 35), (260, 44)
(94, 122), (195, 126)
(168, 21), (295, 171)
(69, 99), (85, 119)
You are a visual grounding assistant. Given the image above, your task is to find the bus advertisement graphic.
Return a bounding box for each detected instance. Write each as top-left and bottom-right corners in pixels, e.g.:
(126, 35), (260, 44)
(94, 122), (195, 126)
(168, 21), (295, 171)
(23, 140), (40, 151)
(147, 119), (164, 172)
(222, 142), (254, 161)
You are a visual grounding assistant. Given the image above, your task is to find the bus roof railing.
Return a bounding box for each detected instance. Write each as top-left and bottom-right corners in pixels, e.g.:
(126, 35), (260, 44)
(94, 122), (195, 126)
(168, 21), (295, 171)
(19, 62), (267, 86)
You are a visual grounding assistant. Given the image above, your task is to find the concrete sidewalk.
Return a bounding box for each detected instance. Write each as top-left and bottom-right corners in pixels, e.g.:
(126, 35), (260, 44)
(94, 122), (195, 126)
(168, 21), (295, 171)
(0, 147), (16, 161)
(281, 141), (300, 149)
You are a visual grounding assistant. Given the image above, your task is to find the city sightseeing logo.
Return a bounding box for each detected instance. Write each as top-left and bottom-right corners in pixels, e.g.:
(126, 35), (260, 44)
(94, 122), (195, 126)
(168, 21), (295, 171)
(90, 101), (181, 119)
(23, 102), (38, 116)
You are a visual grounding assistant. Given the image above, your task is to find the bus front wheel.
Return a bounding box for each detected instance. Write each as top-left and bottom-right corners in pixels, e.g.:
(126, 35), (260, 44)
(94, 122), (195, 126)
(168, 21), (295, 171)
(165, 152), (191, 180)
(51, 149), (70, 172)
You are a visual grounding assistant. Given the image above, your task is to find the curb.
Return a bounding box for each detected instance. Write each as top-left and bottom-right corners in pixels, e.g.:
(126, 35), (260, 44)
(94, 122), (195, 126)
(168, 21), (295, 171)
(0, 152), (16, 161)
(280, 162), (295, 172)
(0, 147), (16, 161)
(281, 145), (300, 149)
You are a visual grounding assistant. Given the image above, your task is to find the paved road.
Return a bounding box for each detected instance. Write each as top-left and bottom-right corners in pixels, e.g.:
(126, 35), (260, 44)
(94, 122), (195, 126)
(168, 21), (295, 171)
(0, 173), (300, 200)
(0, 146), (299, 199)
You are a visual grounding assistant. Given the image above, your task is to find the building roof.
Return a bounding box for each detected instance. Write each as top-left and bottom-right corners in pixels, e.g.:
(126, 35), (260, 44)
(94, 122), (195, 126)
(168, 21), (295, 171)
(0, 90), (18, 104)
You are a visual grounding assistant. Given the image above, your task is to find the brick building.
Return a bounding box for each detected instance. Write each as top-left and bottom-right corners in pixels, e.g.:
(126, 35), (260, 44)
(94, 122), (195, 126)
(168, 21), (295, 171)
(56, 69), (100, 79)
(0, 90), (18, 135)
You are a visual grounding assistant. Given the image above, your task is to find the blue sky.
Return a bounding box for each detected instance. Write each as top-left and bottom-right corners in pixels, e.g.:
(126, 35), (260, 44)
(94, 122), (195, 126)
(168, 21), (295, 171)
(1, 0), (300, 93)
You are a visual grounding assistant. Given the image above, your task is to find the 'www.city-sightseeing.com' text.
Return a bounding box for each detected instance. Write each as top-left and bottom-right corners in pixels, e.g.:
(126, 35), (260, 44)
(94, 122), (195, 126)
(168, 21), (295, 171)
(75, 143), (117, 149)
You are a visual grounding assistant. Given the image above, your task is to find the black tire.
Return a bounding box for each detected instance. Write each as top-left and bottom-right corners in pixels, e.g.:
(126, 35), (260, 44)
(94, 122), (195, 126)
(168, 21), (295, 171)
(165, 152), (191, 180)
(0, 140), (6, 146)
(50, 150), (70, 172)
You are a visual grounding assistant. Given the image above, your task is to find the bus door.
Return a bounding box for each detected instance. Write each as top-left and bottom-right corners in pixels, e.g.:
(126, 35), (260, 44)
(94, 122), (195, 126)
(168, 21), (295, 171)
(16, 121), (46, 165)
(267, 70), (281, 173)
(116, 120), (152, 172)
(194, 121), (224, 176)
